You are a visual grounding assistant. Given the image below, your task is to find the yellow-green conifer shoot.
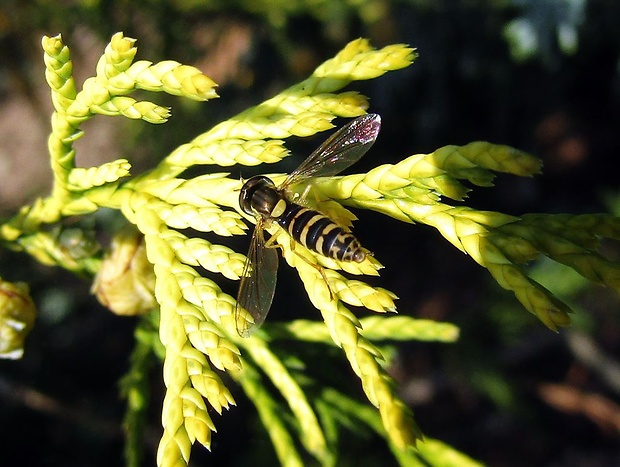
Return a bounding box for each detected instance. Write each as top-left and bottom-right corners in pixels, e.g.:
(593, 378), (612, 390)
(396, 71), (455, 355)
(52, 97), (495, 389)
(1, 31), (619, 467)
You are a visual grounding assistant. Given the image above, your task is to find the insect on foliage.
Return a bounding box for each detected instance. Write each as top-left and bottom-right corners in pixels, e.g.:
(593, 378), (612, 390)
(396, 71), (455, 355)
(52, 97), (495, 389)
(236, 114), (381, 336)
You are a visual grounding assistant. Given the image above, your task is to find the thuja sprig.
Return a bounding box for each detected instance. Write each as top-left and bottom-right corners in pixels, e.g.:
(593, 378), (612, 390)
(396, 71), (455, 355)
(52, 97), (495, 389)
(283, 245), (423, 450)
(3, 29), (619, 467)
(0, 31), (217, 241)
(311, 142), (620, 330)
(122, 38), (421, 464)
(0, 279), (37, 359)
(121, 36), (421, 464)
(318, 388), (482, 466)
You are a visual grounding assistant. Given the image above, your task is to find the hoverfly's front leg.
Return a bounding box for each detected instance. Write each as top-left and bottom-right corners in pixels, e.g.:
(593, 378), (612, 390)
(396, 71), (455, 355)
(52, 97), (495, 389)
(263, 228), (283, 251)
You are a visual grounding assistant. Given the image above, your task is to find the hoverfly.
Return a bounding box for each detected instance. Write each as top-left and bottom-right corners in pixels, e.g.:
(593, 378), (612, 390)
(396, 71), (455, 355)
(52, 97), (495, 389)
(235, 114), (381, 337)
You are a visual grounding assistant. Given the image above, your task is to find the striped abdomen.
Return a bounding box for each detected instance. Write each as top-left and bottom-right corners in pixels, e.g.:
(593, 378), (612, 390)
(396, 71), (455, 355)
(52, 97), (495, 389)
(277, 202), (366, 263)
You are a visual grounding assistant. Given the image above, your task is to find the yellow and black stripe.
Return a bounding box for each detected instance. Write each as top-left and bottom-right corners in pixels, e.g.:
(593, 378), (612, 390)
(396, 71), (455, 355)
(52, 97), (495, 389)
(278, 202), (365, 262)
(239, 175), (366, 263)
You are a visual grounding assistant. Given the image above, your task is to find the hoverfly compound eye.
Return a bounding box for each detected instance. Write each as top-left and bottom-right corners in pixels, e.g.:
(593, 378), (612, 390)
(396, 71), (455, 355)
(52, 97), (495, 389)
(239, 175), (275, 216)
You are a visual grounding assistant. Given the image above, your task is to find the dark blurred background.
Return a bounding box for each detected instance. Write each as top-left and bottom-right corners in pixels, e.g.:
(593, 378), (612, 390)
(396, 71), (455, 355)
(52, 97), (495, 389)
(1, 1), (620, 466)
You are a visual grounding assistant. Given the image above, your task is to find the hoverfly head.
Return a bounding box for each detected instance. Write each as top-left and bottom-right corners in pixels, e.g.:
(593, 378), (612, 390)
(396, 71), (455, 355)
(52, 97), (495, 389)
(239, 175), (278, 218)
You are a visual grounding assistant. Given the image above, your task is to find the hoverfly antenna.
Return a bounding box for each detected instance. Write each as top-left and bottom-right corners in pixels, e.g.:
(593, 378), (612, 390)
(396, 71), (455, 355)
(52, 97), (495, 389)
(234, 175), (246, 193)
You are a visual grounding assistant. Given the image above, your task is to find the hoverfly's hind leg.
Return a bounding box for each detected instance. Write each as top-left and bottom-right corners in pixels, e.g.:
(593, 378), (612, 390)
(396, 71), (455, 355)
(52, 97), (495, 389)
(268, 228), (336, 302)
(286, 237), (336, 302)
(313, 261), (335, 302)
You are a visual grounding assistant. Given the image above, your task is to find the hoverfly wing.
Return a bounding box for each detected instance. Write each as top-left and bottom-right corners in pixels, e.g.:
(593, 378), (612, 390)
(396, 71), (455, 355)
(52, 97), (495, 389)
(235, 221), (279, 337)
(281, 113), (381, 190)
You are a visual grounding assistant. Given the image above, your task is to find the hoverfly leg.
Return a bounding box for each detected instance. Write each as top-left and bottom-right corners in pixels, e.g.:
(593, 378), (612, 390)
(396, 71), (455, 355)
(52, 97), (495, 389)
(290, 247), (336, 302)
(288, 183), (314, 206)
(269, 228), (336, 301)
(299, 184), (313, 204)
(263, 228), (283, 251)
(315, 263), (335, 302)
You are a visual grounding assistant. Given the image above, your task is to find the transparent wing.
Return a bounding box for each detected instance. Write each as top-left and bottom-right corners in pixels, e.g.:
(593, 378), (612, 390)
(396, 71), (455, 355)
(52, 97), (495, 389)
(235, 221), (279, 337)
(280, 113), (381, 191)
